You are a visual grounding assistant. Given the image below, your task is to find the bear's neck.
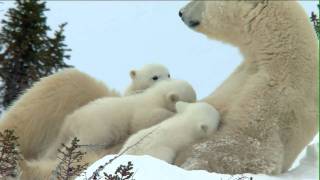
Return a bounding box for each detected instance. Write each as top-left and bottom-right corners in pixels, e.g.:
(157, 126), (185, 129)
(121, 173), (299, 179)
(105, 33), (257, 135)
(238, 1), (317, 73)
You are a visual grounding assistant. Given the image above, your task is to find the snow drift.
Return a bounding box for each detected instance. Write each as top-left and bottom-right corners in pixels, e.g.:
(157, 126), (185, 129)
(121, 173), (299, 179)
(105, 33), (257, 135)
(76, 141), (319, 180)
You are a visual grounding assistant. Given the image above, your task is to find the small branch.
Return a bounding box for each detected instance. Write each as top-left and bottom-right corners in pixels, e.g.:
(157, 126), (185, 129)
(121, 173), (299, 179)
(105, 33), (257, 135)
(53, 137), (88, 180)
(88, 128), (158, 180)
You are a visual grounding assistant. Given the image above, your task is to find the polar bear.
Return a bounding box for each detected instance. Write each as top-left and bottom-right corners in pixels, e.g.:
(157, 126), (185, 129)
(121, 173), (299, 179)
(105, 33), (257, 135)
(0, 69), (120, 160)
(45, 79), (196, 159)
(120, 101), (220, 163)
(0, 65), (170, 160)
(124, 64), (171, 95)
(176, 1), (318, 174)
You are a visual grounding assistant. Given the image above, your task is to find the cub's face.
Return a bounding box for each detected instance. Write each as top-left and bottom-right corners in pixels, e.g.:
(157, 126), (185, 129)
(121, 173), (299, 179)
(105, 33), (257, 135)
(176, 101), (220, 138)
(179, 1), (265, 44)
(130, 64), (171, 92)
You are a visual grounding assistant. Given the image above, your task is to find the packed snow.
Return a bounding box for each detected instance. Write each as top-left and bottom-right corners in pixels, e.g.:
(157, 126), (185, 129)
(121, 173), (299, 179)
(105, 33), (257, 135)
(76, 137), (318, 180)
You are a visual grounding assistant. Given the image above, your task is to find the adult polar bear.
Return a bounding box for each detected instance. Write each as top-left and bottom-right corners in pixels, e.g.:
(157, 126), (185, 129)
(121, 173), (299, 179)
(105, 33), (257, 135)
(177, 0), (318, 174)
(0, 69), (120, 160)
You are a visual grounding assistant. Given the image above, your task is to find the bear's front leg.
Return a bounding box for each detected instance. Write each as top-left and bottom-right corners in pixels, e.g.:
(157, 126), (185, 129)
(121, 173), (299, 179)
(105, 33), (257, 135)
(175, 128), (284, 175)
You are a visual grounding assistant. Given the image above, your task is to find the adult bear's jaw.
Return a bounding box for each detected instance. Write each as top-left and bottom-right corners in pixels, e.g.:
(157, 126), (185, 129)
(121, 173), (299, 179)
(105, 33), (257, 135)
(182, 18), (201, 29)
(187, 20), (201, 28)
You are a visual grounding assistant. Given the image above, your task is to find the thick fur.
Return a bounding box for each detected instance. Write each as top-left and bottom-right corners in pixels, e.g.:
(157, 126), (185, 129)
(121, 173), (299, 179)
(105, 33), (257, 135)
(176, 1), (318, 174)
(0, 69), (120, 160)
(18, 144), (123, 180)
(1, 64), (169, 160)
(17, 80), (196, 179)
(18, 159), (56, 180)
(45, 79), (196, 159)
(124, 64), (170, 95)
(121, 101), (220, 163)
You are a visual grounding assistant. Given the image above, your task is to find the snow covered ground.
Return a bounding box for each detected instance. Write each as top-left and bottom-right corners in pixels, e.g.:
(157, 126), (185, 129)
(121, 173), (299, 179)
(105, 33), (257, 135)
(77, 136), (319, 180)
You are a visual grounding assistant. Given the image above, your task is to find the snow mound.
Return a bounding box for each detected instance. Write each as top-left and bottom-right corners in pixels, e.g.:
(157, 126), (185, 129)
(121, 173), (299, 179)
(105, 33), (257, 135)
(76, 143), (318, 180)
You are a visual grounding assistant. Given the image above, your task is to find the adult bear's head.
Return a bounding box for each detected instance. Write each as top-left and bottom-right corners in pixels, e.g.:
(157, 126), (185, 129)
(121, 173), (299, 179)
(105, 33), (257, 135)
(179, 1), (268, 45)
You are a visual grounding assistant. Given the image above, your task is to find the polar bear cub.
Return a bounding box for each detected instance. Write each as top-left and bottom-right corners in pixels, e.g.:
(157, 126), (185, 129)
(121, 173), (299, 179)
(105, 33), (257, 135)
(120, 101), (220, 163)
(124, 64), (171, 95)
(45, 79), (196, 159)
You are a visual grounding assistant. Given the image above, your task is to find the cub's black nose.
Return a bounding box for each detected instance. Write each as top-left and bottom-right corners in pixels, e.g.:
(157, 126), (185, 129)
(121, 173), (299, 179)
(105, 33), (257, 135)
(179, 10), (183, 17)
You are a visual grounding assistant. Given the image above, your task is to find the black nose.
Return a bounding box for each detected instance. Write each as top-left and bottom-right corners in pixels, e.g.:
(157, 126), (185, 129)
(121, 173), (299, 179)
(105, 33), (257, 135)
(179, 10), (183, 17)
(188, 20), (200, 27)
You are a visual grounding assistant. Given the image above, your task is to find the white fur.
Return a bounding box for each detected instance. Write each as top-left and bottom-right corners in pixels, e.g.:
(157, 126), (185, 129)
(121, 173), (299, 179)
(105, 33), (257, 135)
(120, 101), (219, 163)
(177, 1), (318, 174)
(0, 69), (119, 160)
(45, 79), (196, 159)
(124, 64), (170, 95)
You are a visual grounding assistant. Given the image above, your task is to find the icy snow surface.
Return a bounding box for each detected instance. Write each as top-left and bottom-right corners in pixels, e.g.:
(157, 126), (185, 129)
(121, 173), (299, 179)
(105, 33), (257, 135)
(76, 139), (318, 180)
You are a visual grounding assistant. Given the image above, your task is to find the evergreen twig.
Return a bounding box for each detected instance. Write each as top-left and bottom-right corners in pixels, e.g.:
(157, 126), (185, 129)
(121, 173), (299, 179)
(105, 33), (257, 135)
(310, 4), (320, 39)
(53, 137), (88, 180)
(103, 161), (135, 180)
(88, 128), (158, 180)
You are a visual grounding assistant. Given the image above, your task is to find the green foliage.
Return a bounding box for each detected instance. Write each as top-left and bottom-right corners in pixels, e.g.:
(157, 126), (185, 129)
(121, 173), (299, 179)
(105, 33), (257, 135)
(0, 129), (20, 178)
(0, 0), (71, 109)
(310, 4), (320, 39)
(54, 137), (88, 180)
(103, 161), (135, 180)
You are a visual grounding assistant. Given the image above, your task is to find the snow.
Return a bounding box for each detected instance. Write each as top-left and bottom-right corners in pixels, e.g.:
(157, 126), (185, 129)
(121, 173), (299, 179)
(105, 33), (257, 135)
(76, 140), (319, 180)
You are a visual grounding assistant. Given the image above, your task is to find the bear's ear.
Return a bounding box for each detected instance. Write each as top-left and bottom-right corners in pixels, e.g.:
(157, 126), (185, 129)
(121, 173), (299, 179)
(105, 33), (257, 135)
(167, 92), (179, 103)
(130, 70), (136, 79)
(176, 101), (189, 113)
(200, 124), (208, 133)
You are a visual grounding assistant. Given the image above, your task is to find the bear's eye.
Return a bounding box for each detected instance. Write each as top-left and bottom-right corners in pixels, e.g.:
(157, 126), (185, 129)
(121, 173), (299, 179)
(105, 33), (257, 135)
(168, 74), (170, 78)
(152, 76), (159, 81)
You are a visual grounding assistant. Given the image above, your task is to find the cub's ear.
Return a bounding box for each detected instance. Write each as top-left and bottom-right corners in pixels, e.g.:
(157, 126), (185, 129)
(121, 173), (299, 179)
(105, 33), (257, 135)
(176, 101), (189, 113)
(130, 70), (137, 79)
(167, 92), (179, 103)
(200, 124), (208, 133)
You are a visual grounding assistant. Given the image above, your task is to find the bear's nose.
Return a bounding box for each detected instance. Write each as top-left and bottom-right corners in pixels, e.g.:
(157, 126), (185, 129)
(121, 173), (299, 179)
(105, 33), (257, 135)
(179, 10), (183, 18)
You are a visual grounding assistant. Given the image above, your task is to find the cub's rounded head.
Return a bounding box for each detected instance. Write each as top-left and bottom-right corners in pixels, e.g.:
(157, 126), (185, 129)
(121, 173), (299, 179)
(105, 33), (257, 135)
(176, 101), (220, 137)
(179, 1), (268, 44)
(129, 64), (171, 91)
(148, 79), (196, 112)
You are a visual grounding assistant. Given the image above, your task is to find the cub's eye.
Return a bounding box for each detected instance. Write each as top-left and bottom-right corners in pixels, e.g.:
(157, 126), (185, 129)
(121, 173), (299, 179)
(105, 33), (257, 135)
(168, 74), (170, 78)
(152, 76), (159, 81)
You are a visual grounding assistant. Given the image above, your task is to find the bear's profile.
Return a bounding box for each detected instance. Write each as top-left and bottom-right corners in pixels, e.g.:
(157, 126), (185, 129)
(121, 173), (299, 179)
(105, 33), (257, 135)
(121, 101), (220, 163)
(124, 64), (171, 95)
(177, 1), (318, 174)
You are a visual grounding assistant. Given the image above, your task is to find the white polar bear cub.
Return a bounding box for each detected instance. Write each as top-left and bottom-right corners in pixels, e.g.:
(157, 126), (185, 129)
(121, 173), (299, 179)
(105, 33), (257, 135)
(124, 64), (170, 95)
(45, 79), (196, 159)
(120, 101), (220, 163)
